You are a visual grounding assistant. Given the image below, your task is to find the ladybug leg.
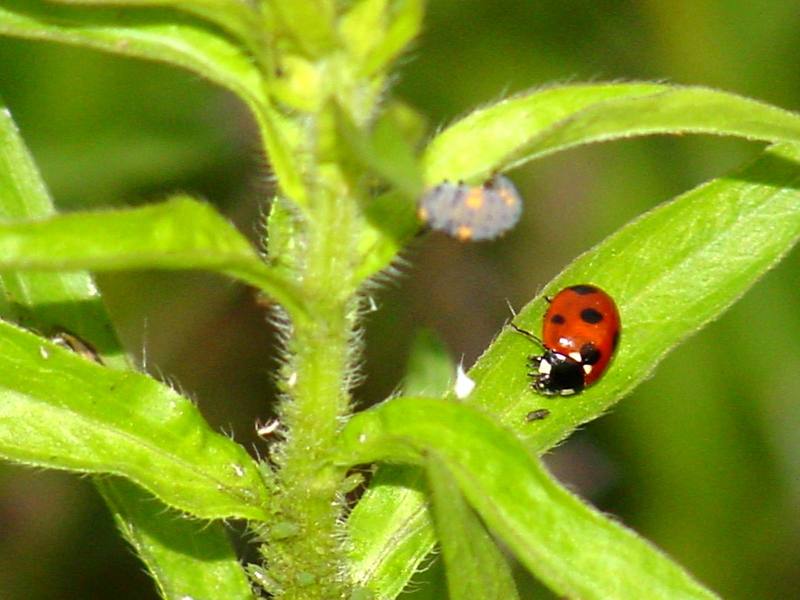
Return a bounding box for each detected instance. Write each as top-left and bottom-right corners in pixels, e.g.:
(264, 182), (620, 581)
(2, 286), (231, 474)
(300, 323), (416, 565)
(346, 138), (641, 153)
(544, 295), (553, 304)
(527, 355), (544, 382)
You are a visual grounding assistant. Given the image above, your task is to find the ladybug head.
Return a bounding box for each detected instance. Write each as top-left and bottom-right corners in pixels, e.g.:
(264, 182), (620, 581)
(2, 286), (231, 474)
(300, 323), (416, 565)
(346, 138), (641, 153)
(533, 350), (586, 396)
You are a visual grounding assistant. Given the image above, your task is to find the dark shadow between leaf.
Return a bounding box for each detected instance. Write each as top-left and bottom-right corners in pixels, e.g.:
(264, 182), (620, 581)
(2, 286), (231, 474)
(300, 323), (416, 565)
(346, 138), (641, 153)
(726, 146), (800, 191)
(7, 297), (124, 359)
(369, 464), (427, 493)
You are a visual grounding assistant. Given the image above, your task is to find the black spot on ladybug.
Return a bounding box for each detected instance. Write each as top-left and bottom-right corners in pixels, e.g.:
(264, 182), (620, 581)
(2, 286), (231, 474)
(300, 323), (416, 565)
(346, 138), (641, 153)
(612, 330), (620, 350)
(550, 314), (566, 325)
(580, 308), (603, 324)
(570, 284), (598, 295)
(580, 342), (601, 365)
(526, 408), (550, 422)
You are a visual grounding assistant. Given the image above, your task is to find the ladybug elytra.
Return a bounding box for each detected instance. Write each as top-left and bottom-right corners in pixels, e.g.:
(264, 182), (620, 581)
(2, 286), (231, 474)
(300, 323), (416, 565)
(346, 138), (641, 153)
(512, 284), (620, 395)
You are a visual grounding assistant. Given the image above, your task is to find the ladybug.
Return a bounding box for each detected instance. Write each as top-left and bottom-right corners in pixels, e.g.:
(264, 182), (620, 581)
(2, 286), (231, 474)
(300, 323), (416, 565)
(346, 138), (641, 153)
(511, 284), (620, 395)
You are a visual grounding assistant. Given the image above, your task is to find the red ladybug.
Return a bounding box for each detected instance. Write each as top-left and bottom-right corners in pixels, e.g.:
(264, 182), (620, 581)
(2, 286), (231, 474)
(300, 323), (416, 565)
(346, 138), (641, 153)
(511, 284), (620, 395)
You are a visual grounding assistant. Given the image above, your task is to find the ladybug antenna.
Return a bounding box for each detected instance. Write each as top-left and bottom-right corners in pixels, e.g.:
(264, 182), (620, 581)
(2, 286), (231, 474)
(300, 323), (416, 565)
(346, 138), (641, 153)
(504, 299), (544, 345)
(508, 322), (543, 346)
(504, 298), (519, 318)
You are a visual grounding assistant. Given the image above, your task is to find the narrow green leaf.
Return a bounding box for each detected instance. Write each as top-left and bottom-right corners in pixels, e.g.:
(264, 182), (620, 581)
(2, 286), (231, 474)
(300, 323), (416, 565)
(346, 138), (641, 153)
(364, 0), (423, 75)
(341, 0), (423, 76)
(348, 466), (435, 598)
(346, 330), (453, 595)
(340, 0), (388, 63)
(0, 0), (264, 104)
(426, 454), (521, 600)
(351, 101), (428, 283)
(402, 328), (454, 397)
(271, 0), (337, 57)
(336, 104), (423, 198)
(0, 101), (255, 595)
(424, 83), (800, 184)
(349, 142), (800, 598)
(259, 101), (311, 208)
(0, 1), (310, 207)
(0, 197), (307, 320)
(265, 195), (302, 280)
(0, 102), (127, 364)
(468, 142), (800, 450)
(357, 191), (419, 282)
(48, 0), (268, 66)
(382, 100), (428, 150)
(339, 397), (718, 600)
(100, 479), (256, 600)
(0, 319), (269, 520)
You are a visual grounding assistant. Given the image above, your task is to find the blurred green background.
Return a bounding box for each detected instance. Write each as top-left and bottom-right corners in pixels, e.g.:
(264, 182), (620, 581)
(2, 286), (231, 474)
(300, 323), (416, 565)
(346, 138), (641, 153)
(1, 1), (800, 598)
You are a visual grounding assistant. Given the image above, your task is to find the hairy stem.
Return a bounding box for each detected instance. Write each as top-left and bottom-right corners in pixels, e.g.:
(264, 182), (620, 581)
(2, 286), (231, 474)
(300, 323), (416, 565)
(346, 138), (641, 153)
(264, 165), (361, 599)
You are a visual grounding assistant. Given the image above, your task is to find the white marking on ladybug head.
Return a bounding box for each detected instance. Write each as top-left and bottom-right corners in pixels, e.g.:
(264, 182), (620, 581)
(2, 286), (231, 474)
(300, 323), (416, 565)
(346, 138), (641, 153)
(568, 351), (582, 362)
(537, 358), (552, 375)
(583, 364), (593, 374)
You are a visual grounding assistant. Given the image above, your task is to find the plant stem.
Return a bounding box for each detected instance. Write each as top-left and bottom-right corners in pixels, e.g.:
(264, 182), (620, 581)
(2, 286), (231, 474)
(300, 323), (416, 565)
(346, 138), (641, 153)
(265, 167), (360, 599)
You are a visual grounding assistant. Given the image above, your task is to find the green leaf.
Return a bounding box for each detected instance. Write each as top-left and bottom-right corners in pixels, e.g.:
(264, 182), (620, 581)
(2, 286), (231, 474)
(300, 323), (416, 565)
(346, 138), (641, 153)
(426, 454), (521, 600)
(469, 141), (800, 450)
(0, 101), (255, 596)
(341, 0), (424, 76)
(356, 191), (420, 282)
(349, 142), (800, 598)
(0, 1), (309, 207)
(265, 195), (302, 280)
(0, 100), (125, 364)
(338, 397), (718, 600)
(336, 104), (423, 198)
(0, 0), (264, 104)
(0, 196), (308, 320)
(339, 100), (427, 284)
(368, 0), (424, 75)
(0, 319), (270, 520)
(382, 100), (428, 150)
(402, 328), (454, 397)
(340, 0), (388, 63)
(424, 83), (800, 184)
(348, 466), (435, 598)
(100, 479), (256, 600)
(48, 0), (268, 66)
(361, 84), (800, 287)
(270, 0), (336, 57)
(346, 330), (453, 595)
